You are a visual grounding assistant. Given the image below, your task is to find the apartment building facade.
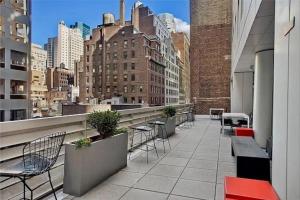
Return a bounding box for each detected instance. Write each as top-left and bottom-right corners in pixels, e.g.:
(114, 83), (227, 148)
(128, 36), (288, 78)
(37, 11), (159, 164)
(81, 24), (165, 106)
(31, 43), (48, 108)
(231, 0), (300, 199)
(190, 0), (232, 114)
(135, 4), (180, 105)
(172, 32), (190, 104)
(0, 0), (31, 121)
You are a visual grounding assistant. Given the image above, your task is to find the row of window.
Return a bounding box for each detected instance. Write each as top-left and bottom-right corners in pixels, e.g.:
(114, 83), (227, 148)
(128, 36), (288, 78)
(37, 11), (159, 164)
(105, 85), (144, 93)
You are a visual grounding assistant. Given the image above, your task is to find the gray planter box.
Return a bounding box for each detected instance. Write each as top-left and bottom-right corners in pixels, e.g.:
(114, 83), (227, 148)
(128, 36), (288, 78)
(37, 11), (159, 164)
(158, 117), (176, 138)
(63, 132), (128, 197)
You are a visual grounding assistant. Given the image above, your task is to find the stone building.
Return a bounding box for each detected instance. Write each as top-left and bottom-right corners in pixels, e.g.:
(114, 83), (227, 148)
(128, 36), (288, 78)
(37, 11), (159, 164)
(172, 32), (190, 104)
(81, 24), (165, 106)
(0, 0), (31, 121)
(190, 0), (232, 114)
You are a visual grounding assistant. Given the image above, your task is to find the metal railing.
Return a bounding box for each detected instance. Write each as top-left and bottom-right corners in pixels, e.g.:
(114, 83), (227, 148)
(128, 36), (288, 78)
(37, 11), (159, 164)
(0, 104), (191, 199)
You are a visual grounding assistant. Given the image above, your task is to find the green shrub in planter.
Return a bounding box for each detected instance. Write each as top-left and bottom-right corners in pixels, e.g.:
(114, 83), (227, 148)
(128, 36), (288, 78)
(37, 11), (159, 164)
(87, 110), (121, 139)
(163, 106), (176, 118)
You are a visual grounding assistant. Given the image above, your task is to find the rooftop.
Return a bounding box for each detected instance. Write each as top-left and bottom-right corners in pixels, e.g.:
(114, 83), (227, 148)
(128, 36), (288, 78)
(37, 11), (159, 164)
(43, 117), (233, 200)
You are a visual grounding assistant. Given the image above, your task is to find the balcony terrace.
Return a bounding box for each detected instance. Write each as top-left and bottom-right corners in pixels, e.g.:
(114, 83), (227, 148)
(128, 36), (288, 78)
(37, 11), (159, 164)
(0, 105), (234, 200)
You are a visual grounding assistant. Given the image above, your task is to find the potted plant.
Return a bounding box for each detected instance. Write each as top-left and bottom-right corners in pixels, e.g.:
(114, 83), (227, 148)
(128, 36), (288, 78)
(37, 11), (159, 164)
(158, 106), (177, 138)
(63, 111), (128, 197)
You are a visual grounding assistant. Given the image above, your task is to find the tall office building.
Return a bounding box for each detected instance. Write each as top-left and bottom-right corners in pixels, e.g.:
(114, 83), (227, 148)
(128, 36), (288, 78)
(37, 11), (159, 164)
(0, 0), (31, 121)
(57, 21), (83, 71)
(45, 37), (57, 68)
(70, 22), (91, 39)
(158, 13), (176, 33)
(134, 4), (180, 105)
(190, 0), (232, 114)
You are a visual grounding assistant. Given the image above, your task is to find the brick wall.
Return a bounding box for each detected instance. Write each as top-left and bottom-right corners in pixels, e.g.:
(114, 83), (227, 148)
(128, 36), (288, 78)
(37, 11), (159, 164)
(190, 0), (232, 114)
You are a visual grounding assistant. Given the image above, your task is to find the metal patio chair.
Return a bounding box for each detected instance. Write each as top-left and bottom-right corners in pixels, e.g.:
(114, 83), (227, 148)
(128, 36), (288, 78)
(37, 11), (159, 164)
(0, 132), (66, 200)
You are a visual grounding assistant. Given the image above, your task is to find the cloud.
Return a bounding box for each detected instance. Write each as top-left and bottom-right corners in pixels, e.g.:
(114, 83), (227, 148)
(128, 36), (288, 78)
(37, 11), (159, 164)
(174, 17), (190, 35)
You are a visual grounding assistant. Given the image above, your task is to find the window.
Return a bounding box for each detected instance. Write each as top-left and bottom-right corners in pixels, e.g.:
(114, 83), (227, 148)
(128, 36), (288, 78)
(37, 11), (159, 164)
(131, 39), (135, 47)
(123, 40), (128, 48)
(131, 63), (135, 70)
(138, 97), (142, 104)
(123, 63), (127, 70)
(123, 51), (128, 59)
(106, 43), (110, 49)
(131, 51), (135, 58)
(131, 85), (135, 92)
(99, 44), (103, 49)
(86, 55), (89, 62)
(121, 30), (125, 35)
(131, 74), (135, 81)
(123, 74), (128, 81)
(86, 45), (89, 52)
(124, 86), (128, 93)
(139, 86), (143, 93)
(113, 75), (118, 82)
(113, 63), (118, 71)
(106, 86), (110, 93)
(106, 53), (110, 60)
(131, 97), (135, 103)
(113, 52), (118, 59)
(113, 41), (118, 46)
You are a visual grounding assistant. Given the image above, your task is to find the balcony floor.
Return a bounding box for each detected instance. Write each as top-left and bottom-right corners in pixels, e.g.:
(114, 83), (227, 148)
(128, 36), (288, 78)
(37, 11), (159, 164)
(46, 117), (236, 200)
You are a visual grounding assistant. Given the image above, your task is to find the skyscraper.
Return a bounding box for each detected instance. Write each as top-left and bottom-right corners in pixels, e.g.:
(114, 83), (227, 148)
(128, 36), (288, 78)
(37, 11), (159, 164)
(57, 21), (83, 71)
(70, 22), (91, 39)
(158, 13), (176, 33)
(45, 37), (58, 68)
(190, 0), (232, 114)
(0, 0), (31, 121)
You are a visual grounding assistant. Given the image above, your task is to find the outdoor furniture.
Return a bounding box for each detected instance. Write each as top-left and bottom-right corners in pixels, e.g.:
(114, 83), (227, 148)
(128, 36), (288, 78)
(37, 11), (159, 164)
(235, 128), (254, 137)
(148, 120), (171, 153)
(224, 176), (279, 200)
(129, 125), (159, 163)
(182, 110), (193, 128)
(231, 136), (270, 181)
(209, 108), (224, 119)
(0, 132), (66, 200)
(222, 113), (249, 134)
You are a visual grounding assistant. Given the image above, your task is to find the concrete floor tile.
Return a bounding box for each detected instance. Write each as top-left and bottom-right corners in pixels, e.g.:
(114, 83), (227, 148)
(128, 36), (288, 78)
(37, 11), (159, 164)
(149, 164), (184, 178)
(105, 171), (144, 187)
(160, 157), (189, 167)
(181, 168), (216, 183)
(168, 195), (201, 200)
(172, 179), (215, 200)
(134, 174), (177, 193)
(120, 188), (168, 200)
(167, 150), (194, 159)
(187, 159), (217, 170)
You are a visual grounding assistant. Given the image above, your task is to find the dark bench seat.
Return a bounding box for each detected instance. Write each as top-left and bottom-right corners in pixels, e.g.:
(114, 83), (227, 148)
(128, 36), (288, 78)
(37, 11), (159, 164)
(231, 136), (270, 181)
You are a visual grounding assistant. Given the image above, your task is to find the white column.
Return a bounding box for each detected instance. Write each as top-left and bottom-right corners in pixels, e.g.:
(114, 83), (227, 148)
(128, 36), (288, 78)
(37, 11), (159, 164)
(253, 50), (274, 147)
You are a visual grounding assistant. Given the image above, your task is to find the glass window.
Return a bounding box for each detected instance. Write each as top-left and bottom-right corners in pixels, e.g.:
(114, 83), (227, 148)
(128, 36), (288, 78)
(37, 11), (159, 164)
(131, 63), (135, 70)
(131, 74), (135, 81)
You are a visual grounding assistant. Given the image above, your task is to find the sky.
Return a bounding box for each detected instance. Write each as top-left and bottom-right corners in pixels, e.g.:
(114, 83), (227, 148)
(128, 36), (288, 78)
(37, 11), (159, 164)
(32, 0), (190, 46)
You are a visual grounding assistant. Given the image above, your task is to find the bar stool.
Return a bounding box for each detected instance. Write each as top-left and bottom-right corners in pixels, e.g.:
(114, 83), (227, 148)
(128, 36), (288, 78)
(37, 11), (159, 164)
(148, 120), (171, 153)
(129, 125), (159, 164)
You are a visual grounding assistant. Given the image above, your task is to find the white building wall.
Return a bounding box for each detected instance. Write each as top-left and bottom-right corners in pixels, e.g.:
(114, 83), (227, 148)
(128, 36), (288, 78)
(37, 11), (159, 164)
(273, 0), (300, 199)
(232, 0), (300, 199)
(231, 72), (253, 114)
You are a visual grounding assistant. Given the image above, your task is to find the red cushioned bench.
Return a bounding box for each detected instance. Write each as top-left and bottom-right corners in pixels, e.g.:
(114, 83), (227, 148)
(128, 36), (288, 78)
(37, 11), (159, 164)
(235, 128), (254, 137)
(224, 176), (279, 200)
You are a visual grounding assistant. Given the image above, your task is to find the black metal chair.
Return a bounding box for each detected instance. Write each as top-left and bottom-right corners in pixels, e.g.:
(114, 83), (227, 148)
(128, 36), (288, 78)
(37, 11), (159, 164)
(0, 132), (66, 200)
(148, 119), (171, 153)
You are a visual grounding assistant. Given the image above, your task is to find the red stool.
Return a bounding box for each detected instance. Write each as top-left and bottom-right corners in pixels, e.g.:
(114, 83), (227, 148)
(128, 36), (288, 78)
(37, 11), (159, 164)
(224, 176), (279, 200)
(235, 128), (254, 137)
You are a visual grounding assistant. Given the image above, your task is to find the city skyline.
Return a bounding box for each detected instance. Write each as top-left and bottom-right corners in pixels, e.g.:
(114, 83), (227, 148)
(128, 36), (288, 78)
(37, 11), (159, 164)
(32, 0), (190, 45)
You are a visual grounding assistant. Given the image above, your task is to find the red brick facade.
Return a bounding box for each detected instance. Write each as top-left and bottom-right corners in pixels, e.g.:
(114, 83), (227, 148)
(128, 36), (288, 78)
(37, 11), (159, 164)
(190, 0), (232, 114)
